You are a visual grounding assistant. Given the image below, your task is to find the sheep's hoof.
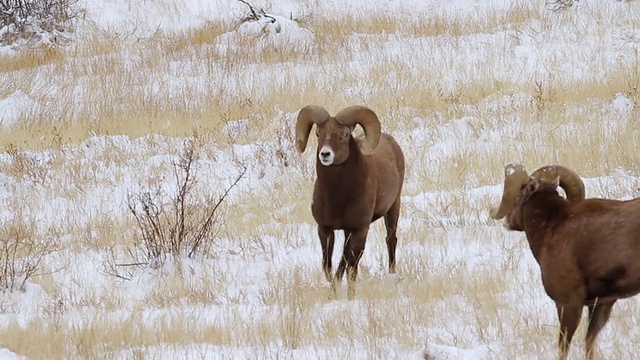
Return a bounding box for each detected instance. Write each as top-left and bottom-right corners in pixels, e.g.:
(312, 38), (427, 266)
(383, 273), (403, 282)
(324, 272), (333, 283)
(347, 282), (356, 300)
(326, 280), (338, 300)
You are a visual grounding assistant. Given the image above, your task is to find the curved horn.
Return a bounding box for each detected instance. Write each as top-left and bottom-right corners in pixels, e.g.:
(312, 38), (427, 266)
(295, 105), (330, 153)
(490, 163), (531, 220)
(530, 165), (585, 202)
(334, 105), (381, 154)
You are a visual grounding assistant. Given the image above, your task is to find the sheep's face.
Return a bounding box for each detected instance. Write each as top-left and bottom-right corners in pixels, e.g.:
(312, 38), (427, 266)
(315, 120), (352, 166)
(505, 178), (559, 231)
(504, 180), (536, 231)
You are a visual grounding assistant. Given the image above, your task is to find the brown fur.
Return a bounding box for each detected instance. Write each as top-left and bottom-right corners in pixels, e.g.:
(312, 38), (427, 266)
(505, 178), (640, 359)
(304, 114), (405, 299)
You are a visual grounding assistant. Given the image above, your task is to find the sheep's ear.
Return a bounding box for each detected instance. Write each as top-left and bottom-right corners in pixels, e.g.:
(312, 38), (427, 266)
(526, 179), (539, 194)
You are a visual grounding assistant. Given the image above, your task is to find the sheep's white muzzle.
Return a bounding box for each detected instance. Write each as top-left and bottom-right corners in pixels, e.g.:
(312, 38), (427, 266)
(318, 146), (334, 166)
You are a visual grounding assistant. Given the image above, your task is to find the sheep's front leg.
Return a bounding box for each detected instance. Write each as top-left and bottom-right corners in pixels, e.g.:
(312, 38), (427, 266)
(334, 231), (350, 284)
(586, 301), (615, 360)
(556, 303), (582, 360)
(318, 225), (335, 284)
(343, 227), (368, 300)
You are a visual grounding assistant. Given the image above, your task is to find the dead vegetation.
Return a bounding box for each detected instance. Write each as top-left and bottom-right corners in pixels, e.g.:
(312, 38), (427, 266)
(114, 138), (246, 275)
(0, 198), (62, 292)
(0, 0), (84, 47)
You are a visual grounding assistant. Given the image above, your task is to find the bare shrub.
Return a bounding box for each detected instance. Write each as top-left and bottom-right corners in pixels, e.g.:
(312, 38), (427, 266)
(0, 0), (84, 47)
(546, 0), (574, 12)
(238, 0), (311, 26)
(125, 138), (246, 270)
(237, 0), (281, 34)
(0, 199), (60, 292)
(238, 0), (274, 24)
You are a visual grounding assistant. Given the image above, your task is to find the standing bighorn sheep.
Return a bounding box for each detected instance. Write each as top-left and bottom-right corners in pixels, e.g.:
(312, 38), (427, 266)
(491, 163), (640, 360)
(295, 105), (405, 299)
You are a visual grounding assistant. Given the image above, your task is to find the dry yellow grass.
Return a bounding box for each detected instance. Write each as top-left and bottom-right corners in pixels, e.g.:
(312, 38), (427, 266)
(0, 0), (639, 359)
(0, 0), (636, 152)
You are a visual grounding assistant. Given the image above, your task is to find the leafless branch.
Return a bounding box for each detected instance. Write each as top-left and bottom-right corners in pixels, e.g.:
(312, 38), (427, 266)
(188, 165), (247, 258)
(123, 137), (246, 274)
(260, 9), (276, 23)
(238, 0), (259, 22)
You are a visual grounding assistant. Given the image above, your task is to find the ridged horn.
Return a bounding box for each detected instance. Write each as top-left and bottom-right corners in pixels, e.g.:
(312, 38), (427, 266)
(295, 105), (330, 153)
(334, 105), (381, 154)
(490, 163), (531, 220)
(530, 165), (585, 202)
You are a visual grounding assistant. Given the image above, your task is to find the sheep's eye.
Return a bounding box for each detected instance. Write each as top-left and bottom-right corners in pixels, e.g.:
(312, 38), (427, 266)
(341, 132), (349, 141)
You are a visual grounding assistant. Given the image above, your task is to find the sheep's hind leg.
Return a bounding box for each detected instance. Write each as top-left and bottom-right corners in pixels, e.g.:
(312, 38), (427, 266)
(556, 303), (582, 360)
(384, 198), (401, 274)
(585, 301), (615, 360)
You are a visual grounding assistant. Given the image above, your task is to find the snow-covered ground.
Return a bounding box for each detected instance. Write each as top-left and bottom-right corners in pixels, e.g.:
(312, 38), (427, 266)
(0, 0), (639, 359)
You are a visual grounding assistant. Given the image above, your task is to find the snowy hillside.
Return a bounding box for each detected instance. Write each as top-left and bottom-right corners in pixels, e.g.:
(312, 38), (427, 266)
(0, 0), (639, 359)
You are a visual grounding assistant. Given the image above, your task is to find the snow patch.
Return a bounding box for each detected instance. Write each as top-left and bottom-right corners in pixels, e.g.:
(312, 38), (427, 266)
(610, 93), (634, 116)
(0, 348), (26, 360)
(0, 91), (41, 127)
(416, 340), (492, 360)
(0, 281), (51, 327)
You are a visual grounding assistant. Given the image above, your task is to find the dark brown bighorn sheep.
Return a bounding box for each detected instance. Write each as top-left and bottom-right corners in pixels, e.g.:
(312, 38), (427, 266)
(295, 105), (405, 300)
(491, 163), (640, 360)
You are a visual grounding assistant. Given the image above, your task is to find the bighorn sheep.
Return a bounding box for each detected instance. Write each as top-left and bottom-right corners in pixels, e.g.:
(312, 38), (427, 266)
(490, 163), (640, 360)
(295, 105), (405, 299)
